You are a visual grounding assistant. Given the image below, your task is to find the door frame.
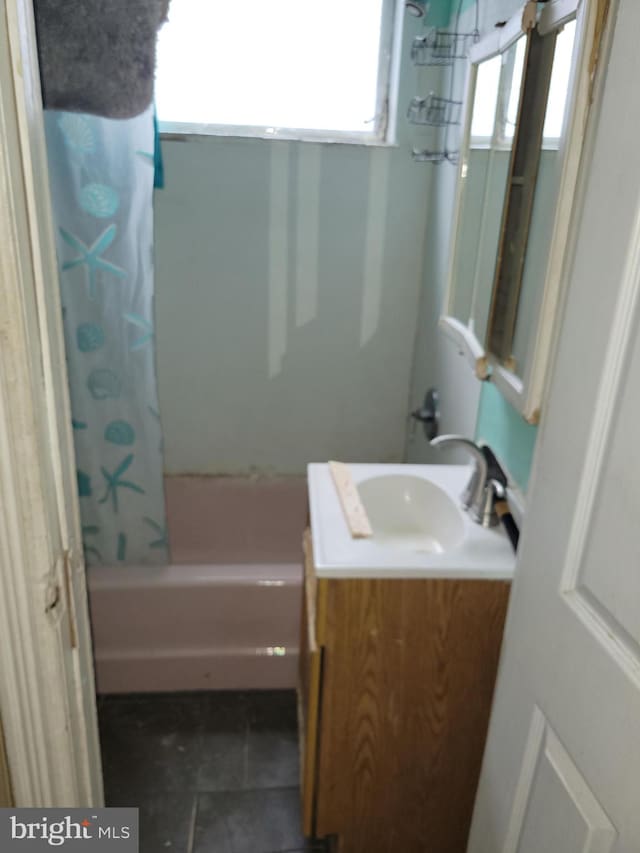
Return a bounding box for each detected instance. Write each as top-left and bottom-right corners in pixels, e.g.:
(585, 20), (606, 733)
(0, 716), (13, 807)
(0, 1), (103, 806)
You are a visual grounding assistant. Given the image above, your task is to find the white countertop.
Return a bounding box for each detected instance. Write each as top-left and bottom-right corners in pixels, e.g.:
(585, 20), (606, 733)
(308, 462), (516, 580)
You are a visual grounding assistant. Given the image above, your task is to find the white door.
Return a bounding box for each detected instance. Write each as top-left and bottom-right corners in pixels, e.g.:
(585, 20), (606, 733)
(0, 1), (102, 805)
(468, 1), (640, 850)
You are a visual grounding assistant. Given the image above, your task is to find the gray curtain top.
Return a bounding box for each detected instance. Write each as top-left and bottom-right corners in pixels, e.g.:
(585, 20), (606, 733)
(34, 0), (170, 119)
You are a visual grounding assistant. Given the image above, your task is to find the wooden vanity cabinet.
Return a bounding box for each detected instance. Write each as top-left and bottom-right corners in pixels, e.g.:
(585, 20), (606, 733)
(298, 530), (511, 853)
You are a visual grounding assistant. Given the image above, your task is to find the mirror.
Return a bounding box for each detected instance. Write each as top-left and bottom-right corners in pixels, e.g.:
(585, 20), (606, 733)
(447, 31), (528, 368)
(506, 19), (577, 372)
(441, 0), (591, 422)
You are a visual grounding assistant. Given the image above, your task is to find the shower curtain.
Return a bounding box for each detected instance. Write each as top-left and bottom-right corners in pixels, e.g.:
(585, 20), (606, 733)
(44, 106), (169, 566)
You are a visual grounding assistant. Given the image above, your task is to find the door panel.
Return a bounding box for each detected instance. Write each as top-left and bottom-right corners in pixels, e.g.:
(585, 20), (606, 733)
(568, 338), (640, 656)
(468, 1), (640, 850)
(503, 707), (615, 853)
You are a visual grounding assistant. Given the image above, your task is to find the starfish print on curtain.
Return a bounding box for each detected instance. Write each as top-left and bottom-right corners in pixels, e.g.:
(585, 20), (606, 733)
(44, 106), (169, 566)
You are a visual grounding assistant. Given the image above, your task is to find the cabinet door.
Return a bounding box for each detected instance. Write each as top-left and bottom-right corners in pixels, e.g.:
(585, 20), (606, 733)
(298, 530), (324, 836)
(315, 576), (510, 852)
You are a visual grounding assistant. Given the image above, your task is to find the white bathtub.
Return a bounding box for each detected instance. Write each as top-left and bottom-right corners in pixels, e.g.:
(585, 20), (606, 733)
(88, 475), (307, 694)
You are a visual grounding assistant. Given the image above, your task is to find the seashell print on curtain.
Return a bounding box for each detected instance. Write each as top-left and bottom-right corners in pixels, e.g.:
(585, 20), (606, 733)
(44, 106), (169, 566)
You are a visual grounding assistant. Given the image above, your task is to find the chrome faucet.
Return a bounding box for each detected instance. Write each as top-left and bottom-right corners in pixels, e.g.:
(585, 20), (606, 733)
(430, 435), (507, 528)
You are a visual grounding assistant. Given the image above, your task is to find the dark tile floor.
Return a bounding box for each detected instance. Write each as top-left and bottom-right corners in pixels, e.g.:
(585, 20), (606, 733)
(98, 690), (326, 853)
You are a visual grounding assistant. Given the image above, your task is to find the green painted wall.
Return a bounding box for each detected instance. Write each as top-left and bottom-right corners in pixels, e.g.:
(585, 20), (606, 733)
(475, 383), (537, 491)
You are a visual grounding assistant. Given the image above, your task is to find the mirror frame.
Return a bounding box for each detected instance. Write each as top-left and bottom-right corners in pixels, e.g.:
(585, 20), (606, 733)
(440, 0), (600, 423)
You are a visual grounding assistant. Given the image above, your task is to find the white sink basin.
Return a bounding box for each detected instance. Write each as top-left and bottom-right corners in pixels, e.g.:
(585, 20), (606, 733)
(307, 463), (515, 580)
(357, 474), (464, 553)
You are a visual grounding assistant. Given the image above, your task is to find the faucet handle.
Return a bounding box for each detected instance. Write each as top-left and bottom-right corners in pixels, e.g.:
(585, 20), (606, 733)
(430, 435), (508, 528)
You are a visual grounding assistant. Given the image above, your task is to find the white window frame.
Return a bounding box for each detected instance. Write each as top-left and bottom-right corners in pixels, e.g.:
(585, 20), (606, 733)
(158, 0), (403, 146)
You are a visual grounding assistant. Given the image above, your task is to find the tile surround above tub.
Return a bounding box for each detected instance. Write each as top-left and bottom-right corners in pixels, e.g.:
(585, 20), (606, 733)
(154, 134), (431, 476)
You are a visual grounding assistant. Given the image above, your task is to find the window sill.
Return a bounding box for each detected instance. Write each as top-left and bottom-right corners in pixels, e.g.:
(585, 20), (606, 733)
(158, 122), (399, 148)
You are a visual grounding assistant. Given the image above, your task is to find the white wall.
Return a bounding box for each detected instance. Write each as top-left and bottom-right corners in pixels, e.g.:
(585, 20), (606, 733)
(154, 16), (435, 475)
(407, 139), (482, 464)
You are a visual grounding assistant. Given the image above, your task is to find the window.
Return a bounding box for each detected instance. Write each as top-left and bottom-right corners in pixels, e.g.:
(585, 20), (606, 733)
(155, 0), (398, 143)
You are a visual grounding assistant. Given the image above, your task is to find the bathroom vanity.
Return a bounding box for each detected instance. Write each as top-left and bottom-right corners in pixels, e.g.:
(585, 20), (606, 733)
(299, 463), (515, 853)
